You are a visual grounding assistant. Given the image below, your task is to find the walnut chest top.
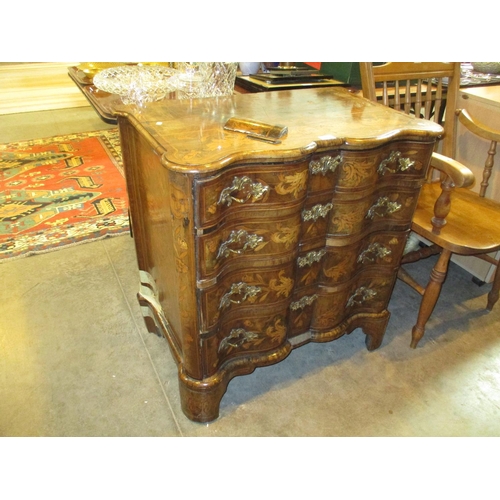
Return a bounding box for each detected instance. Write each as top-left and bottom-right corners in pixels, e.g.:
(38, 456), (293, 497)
(115, 87), (443, 171)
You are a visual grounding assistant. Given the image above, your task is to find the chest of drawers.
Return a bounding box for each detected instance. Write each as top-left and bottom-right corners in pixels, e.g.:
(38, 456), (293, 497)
(116, 88), (442, 422)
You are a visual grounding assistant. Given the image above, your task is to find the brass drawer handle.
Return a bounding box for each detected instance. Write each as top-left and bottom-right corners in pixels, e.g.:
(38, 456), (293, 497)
(366, 196), (401, 219)
(378, 150), (415, 175)
(302, 202), (333, 222)
(298, 248), (326, 268)
(290, 294), (318, 311)
(309, 154), (342, 175)
(217, 176), (270, 207)
(346, 286), (377, 307)
(218, 328), (259, 352)
(219, 282), (262, 310)
(357, 243), (392, 264)
(216, 229), (264, 260)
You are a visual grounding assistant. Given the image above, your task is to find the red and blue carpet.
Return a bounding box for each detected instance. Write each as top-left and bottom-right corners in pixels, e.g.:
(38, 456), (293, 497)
(0, 128), (129, 261)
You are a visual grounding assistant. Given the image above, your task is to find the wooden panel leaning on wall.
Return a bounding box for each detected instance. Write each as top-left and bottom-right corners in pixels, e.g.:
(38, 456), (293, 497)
(0, 62), (89, 115)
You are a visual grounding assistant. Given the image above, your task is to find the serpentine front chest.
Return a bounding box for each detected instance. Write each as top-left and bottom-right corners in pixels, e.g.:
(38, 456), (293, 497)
(116, 87), (442, 422)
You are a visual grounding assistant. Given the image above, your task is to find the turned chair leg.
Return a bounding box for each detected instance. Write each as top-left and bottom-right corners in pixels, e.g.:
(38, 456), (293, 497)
(487, 264), (500, 311)
(411, 249), (452, 348)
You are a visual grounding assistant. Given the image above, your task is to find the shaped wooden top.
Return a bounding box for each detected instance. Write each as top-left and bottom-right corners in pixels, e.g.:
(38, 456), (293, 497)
(115, 87), (443, 172)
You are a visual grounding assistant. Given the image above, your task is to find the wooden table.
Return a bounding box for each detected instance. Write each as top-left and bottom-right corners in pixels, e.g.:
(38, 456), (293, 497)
(68, 66), (132, 124)
(69, 66), (349, 122)
(114, 87), (442, 421)
(235, 74), (347, 93)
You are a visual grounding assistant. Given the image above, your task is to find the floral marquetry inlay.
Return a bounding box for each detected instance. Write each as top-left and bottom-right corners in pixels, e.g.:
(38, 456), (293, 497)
(330, 205), (366, 235)
(236, 270), (294, 303)
(275, 170), (308, 198)
(270, 223), (301, 249)
(322, 253), (353, 281)
(340, 157), (376, 187)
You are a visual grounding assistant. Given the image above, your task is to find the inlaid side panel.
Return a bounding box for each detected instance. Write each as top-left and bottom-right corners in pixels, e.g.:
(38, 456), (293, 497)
(119, 119), (202, 379)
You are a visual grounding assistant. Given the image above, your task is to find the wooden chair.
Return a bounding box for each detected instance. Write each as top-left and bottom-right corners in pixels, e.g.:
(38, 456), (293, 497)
(360, 62), (500, 348)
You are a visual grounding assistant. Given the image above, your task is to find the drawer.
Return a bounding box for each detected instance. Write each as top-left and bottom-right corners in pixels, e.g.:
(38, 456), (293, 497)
(197, 212), (302, 280)
(202, 306), (289, 376)
(198, 262), (295, 331)
(194, 159), (310, 228)
(336, 140), (432, 190)
(295, 230), (408, 288)
(326, 185), (420, 236)
(311, 271), (397, 332)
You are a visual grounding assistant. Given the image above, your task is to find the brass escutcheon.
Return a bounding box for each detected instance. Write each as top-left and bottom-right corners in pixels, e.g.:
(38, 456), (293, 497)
(216, 229), (264, 260)
(378, 150), (415, 175)
(290, 294), (318, 311)
(217, 176), (270, 207)
(218, 328), (259, 352)
(298, 248), (327, 268)
(357, 243), (392, 263)
(219, 282), (262, 310)
(366, 197), (402, 219)
(309, 154), (343, 176)
(346, 286), (377, 307)
(302, 203), (333, 222)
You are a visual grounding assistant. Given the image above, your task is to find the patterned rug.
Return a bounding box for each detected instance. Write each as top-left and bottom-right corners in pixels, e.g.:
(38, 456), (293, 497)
(0, 128), (129, 262)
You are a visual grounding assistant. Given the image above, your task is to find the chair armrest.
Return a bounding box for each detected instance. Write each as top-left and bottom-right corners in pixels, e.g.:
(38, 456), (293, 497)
(430, 152), (475, 188)
(428, 152), (475, 232)
(456, 109), (500, 142)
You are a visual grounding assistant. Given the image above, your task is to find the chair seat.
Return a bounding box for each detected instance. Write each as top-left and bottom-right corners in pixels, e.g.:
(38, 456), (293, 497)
(413, 182), (500, 255)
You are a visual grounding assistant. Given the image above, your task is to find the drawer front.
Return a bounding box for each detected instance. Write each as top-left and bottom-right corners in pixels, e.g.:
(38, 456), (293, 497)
(197, 213), (302, 280)
(295, 230), (408, 288)
(202, 306), (289, 376)
(326, 185), (420, 237)
(311, 272), (397, 332)
(336, 141), (432, 190)
(199, 262), (295, 331)
(287, 271), (396, 338)
(195, 160), (309, 228)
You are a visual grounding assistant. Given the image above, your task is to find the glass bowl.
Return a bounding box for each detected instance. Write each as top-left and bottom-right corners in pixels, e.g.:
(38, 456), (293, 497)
(93, 65), (179, 106)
